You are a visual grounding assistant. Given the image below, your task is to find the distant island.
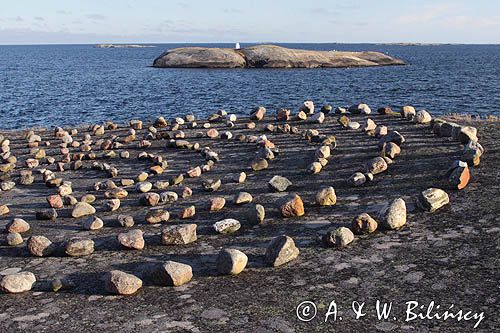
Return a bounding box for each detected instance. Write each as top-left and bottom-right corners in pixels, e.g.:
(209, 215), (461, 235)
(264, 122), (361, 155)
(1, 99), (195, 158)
(152, 44), (405, 68)
(95, 44), (156, 49)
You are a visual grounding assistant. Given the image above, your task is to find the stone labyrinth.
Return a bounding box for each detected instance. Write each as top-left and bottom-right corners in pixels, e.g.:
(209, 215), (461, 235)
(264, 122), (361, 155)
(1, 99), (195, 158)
(0, 102), (484, 295)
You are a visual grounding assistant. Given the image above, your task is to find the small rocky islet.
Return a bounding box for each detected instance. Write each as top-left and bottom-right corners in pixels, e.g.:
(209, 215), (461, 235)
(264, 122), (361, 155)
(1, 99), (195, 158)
(153, 44), (405, 68)
(0, 99), (496, 330)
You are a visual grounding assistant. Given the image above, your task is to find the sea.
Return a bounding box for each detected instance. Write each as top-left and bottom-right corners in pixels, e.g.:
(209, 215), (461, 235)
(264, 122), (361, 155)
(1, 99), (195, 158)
(0, 43), (499, 129)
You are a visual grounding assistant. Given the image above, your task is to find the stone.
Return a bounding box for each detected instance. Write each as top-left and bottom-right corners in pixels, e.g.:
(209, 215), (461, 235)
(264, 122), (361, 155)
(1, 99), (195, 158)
(401, 105), (416, 119)
(6, 218), (30, 233)
(265, 235), (299, 267)
(179, 205), (196, 219)
(462, 141), (483, 166)
(206, 128), (219, 138)
(276, 108), (291, 121)
(149, 165), (164, 175)
(118, 229), (144, 250)
(250, 158), (268, 171)
(458, 126), (478, 143)
(315, 145), (331, 159)
(268, 175), (292, 192)
(145, 209), (170, 224)
(417, 188), (450, 212)
(414, 110), (432, 124)
(322, 227), (355, 248)
(82, 216), (104, 230)
(181, 186), (192, 198)
(45, 194), (63, 209)
(379, 131), (405, 147)
(217, 248), (248, 275)
(315, 187), (337, 206)
(104, 199), (121, 211)
(71, 202), (96, 218)
(160, 191), (178, 204)
(250, 106), (266, 121)
(375, 125), (388, 137)
(364, 118), (376, 131)
(65, 237), (94, 256)
(335, 106), (347, 114)
(321, 104), (333, 114)
(296, 110), (307, 120)
(1, 181), (16, 191)
(27, 235), (54, 256)
(120, 179), (135, 187)
(300, 100), (315, 114)
(118, 215), (135, 228)
(440, 122), (461, 137)
(348, 103), (370, 114)
(448, 161), (470, 190)
(308, 161), (322, 174)
(234, 192), (253, 204)
(105, 187), (128, 199)
(379, 198), (407, 230)
(105, 270), (142, 295)
(187, 166), (202, 178)
(136, 181), (153, 193)
(36, 209), (58, 220)
(0, 272), (36, 293)
(19, 173), (35, 185)
(366, 157), (388, 175)
(154, 180), (170, 190)
(234, 172), (247, 183)
(202, 179), (221, 192)
(157, 261), (193, 287)
(338, 115), (350, 127)
(6, 232), (23, 246)
(382, 142), (401, 159)
(140, 193), (161, 207)
(81, 194), (96, 204)
(279, 193), (304, 217)
(377, 106), (392, 114)
(161, 224), (197, 245)
(351, 213), (378, 234)
(213, 219), (241, 234)
(245, 204), (265, 225)
(0, 205), (9, 216)
(136, 172), (149, 182)
(309, 111), (325, 123)
(347, 121), (360, 130)
(209, 197), (226, 211)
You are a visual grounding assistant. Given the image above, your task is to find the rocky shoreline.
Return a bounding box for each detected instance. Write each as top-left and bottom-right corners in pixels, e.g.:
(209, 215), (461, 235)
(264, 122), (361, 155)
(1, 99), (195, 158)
(153, 44), (405, 68)
(0, 104), (498, 332)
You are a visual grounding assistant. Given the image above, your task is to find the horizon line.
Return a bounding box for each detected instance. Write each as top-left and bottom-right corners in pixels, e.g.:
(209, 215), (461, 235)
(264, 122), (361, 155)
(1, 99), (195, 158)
(1, 41), (499, 46)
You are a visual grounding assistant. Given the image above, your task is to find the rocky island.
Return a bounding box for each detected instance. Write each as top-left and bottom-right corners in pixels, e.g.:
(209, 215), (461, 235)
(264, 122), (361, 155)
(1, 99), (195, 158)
(152, 44), (405, 68)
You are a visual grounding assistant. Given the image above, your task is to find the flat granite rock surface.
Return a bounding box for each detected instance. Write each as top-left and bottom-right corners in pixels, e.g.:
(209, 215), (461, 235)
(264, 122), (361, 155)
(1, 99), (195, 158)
(0, 112), (498, 332)
(153, 44), (405, 68)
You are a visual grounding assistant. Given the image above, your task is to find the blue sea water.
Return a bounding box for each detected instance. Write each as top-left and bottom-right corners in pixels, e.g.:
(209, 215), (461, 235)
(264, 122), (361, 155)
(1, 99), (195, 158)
(0, 43), (499, 129)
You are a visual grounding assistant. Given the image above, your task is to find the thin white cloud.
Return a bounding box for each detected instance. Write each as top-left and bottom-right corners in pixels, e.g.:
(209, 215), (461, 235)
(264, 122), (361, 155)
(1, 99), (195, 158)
(86, 14), (107, 21)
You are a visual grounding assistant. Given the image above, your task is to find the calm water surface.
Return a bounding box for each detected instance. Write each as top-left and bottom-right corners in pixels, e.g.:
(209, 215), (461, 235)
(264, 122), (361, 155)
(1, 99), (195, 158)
(0, 43), (499, 129)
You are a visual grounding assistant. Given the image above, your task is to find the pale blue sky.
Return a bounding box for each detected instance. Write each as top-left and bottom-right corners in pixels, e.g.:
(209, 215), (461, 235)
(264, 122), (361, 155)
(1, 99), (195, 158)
(0, 0), (498, 44)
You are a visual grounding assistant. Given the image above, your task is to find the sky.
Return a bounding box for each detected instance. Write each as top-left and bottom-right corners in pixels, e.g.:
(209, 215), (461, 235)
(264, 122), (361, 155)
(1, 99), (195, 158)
(0, 0), (499, 44)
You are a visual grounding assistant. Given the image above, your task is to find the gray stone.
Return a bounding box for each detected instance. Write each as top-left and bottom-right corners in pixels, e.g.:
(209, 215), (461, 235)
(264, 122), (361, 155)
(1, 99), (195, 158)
(0, 272), (36, 293)
(161, 224), (197, 245)
(265, 235), (299, 267)
(216, 249), (248, 275)
(268, 176), (292, 192)
(213, 219), (241, 234)
(322, 227), (355, 247)
(379, 198), (407, 230)
(417, 188), (450, 213)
